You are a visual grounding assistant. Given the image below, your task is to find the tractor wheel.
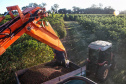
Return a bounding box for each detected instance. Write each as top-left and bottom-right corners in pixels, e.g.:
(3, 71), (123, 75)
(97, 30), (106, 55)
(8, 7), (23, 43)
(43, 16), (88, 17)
(96, 64), (109, 81)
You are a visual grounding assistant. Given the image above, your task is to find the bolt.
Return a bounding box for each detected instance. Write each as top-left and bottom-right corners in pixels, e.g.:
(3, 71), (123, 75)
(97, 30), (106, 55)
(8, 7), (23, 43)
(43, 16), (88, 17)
(27, 27), (31, 31)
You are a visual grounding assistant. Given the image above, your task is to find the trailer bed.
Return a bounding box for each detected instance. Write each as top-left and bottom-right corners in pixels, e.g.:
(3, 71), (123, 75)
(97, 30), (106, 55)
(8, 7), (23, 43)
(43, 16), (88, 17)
(19, 62), (75, 84)
(15, 61), (84, 84)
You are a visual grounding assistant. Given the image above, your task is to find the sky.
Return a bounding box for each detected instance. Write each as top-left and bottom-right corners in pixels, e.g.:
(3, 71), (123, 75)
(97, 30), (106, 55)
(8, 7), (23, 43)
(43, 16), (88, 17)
(0, 0), (126, 13)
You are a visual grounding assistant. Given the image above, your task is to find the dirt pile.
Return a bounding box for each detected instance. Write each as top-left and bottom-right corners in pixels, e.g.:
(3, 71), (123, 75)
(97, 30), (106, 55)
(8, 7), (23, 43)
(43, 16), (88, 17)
(19, 63), (75, 84)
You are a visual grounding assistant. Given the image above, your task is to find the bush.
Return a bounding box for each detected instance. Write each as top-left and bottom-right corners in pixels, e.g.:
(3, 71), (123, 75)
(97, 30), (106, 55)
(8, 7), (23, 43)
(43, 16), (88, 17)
(0, 40), (54, 83)
(47, 15), (67, 38)
(75, 14), (125, 40)
(73, 14), (126, 55)
(64, 14), (69, 21)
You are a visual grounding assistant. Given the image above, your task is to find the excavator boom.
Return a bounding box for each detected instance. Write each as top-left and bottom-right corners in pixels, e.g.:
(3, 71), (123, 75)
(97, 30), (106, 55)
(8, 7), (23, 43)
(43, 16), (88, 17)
(0, 5), (65, 56)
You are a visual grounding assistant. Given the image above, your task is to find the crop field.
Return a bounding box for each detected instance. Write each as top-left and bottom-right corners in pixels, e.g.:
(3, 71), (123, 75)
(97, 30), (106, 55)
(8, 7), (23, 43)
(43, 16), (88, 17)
(62, 14), (126, 84)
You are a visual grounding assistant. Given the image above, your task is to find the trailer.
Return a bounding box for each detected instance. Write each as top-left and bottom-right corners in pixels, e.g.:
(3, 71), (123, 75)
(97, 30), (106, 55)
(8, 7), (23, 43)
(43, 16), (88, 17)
(15, 61), (97, 84)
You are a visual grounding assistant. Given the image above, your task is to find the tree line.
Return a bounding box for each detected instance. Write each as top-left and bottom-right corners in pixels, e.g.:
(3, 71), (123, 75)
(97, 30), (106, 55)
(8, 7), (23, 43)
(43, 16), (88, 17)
(0, 3), (116, 15)
(22, 3), (115, 14)
(58, 4), (115, 14)
(1, 3), (126, 15)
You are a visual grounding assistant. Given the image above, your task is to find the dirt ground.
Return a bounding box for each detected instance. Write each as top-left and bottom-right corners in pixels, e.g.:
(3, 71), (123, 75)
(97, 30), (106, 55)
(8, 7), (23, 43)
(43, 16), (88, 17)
(61, 21), (126, 84)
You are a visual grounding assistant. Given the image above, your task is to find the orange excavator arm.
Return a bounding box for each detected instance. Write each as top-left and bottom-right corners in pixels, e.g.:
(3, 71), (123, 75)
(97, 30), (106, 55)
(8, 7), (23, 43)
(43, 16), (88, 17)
(0, 5), (66, 56)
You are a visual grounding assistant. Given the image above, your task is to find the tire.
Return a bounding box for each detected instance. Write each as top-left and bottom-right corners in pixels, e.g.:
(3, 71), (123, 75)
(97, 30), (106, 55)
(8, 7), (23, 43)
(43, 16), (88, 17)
(96, 64), (109, 81)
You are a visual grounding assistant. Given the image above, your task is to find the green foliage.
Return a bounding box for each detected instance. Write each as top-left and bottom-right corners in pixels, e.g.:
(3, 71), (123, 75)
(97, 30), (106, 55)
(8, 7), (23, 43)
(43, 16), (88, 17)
(47, 14), (66, 38)
(0, 15), (12, 25)
(68, 14), (126, 84)
(64, 14), (69, 21)
(0, 39), (54, 83)
(74, 14), (126, 41)
(0, 14), (66, 83)
(64, 17), (126, 84)
(75, 14), (126, 55)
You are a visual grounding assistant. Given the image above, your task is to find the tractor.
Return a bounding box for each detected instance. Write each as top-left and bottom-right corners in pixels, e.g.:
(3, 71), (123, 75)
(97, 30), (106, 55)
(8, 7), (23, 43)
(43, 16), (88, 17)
(86, 40), (116, 81)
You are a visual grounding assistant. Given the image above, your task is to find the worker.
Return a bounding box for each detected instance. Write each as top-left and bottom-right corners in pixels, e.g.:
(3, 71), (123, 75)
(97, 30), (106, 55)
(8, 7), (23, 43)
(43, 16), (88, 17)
(53, 49), (69, 68)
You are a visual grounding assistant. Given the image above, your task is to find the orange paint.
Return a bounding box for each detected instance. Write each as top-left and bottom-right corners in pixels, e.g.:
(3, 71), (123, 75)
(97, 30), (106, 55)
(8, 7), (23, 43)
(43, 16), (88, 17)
(0, 5), (65, 56)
